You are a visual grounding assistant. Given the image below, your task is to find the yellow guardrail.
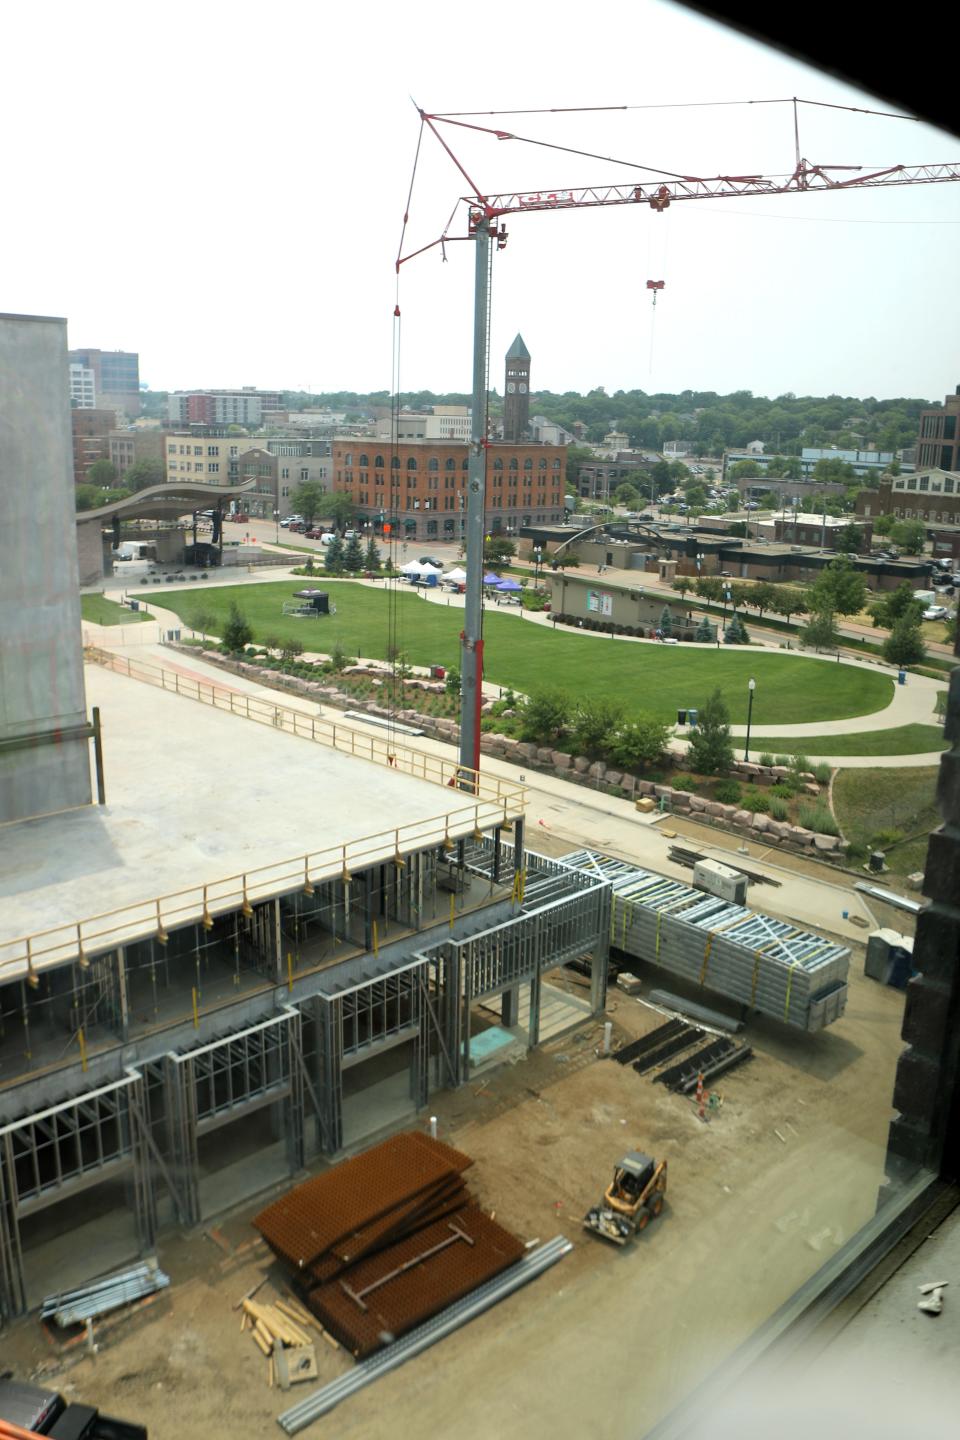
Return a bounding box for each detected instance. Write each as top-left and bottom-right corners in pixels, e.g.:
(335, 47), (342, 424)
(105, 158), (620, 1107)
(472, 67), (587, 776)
(0, 653), (525, 984)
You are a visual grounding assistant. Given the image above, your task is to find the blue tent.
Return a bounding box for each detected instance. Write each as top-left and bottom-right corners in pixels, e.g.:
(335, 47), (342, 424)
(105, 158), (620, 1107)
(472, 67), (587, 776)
(496, 577), (522, 592)
(483, 572), (500, 584)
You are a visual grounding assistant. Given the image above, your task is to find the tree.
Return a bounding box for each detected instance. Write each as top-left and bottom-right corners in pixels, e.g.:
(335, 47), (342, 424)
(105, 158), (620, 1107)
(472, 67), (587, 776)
(124, 458), (165, 491)
(551, 553), (580, 569)
(670, 576), (691, 604)
(810, 555), (867, 616)
(343, 534), (364, 572)
(869, 580), (924, 630)
(289, 481), (324, 528)
(890, 519), (926, 555)
(87, 458), (118, 488)
(731, 460), (760, 478)
(801, 608), (841, 650)
(364, 538), (382, 572)
(325, 489), (356, 532)
(324, 534), (346, 574)
(484, 536), (517, 567)
(222, 601), (252, 652)
(882, 619), (926, 668)
(608, 715), (673, 773)
(188, 606), (217, 641)
(770, 587), (809, 626)
(783, 457), (803, 479)
(279, 638), (305, 670)
(694, 576), (723, 603)
(746, 582), (776, 622)
(724, 612), (750, 644)
(613, 482), (640, 508)
(519, 689), (571, 744)
(834, 523), (863, 554)
(570, 698), (625, 758)
(658, 605), (673, 637)
(687, 688), (734, 775)
(563, 445), (595, 484)
(74, 484), (99, 511)
(694, 615), (715, 642)
(874, 512), (897, 536)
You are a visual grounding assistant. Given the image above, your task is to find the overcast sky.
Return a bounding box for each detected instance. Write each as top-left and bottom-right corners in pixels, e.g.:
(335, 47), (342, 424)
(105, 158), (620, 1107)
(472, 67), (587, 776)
(5, 1), (957, 402)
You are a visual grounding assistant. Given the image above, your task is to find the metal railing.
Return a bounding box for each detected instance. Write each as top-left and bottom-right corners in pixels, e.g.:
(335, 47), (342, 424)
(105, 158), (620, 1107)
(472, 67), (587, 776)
(84, 647), (523, 810)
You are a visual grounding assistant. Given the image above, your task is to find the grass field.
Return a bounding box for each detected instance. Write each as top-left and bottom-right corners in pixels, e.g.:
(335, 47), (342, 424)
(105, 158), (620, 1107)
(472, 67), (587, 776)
(833, 766), (941, 876)
(81, 594), (152, 626)
(152, 580), (895, 725)
(743, 724), (946, 758)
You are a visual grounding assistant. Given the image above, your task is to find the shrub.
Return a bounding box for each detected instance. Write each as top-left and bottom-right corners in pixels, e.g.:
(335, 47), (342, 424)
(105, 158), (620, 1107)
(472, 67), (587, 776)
(869, 828), (903, 849)
(608, 716), (672, 773)
(519, 688), (571, 744)
(771, 780), (798, 800)
(797, 803), (840, 836)
(671, 774), (699, 793)
(570, 697), (625, 758)
(714, 779), (742, 804)
(740, 790), (771, 813)
(444, 666), (461, 696)
(686, 688), (734, 776)
(759, 752), (774, 768)
(330, 642), (355, 672)
(775, 754), (791, 767)
(222, 601), (253, 653)
(845, 840), (868, 862)
(789, 753), (810, 775)
(813, 762), (832, 785)
(769, 797), (790, 821)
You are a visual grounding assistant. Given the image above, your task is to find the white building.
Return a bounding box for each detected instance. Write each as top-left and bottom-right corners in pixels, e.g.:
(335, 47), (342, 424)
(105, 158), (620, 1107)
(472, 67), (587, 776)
(375, 408), (472, 442)
(69, 363), (96, 408)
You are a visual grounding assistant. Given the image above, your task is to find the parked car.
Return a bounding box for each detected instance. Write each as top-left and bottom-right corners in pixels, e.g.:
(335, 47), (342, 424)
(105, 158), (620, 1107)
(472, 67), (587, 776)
(306, 527), (326, 539)
(419, 555), (444, 568)
(923, 605), (949, 620)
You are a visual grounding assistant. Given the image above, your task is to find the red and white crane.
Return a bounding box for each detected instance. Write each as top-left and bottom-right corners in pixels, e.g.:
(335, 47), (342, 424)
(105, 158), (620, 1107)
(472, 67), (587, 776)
(395, 102), (960, 782)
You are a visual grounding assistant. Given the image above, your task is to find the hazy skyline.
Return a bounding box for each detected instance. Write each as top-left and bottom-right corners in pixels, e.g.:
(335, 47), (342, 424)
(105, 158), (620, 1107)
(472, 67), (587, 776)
(4, 1), (958, 402)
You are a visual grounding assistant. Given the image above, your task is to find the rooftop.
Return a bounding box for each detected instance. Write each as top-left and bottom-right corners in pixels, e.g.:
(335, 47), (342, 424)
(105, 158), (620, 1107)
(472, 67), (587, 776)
(0, 660), (519, 981)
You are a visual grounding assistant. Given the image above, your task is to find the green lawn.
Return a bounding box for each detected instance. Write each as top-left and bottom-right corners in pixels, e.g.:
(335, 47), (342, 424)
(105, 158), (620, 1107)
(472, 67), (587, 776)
(152, 580), (895, 725)
(833, 767), (941, 876)
(743, 724), (946, 758)
(81, 594), (152, 626)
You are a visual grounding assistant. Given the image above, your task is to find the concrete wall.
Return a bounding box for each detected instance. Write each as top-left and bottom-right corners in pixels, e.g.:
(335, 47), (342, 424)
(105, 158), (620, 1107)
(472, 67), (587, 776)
(76, 518), (108, 586)
(0, 314), (92, 822)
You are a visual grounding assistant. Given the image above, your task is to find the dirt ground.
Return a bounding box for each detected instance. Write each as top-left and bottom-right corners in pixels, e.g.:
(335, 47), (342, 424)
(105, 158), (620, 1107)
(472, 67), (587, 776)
(2, 942), (907, 1440)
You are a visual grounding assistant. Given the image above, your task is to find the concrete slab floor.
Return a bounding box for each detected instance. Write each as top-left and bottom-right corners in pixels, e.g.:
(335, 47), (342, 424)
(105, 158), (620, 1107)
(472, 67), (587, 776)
(0, 663), (507, 976)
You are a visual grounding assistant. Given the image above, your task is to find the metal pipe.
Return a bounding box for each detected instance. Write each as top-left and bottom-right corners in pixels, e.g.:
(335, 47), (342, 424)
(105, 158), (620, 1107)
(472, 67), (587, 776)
(458, 215), (491, 782)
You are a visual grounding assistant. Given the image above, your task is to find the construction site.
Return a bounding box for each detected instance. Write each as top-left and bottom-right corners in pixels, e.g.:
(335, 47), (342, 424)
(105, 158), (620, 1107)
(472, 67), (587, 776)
(2, 76), (955, 1435)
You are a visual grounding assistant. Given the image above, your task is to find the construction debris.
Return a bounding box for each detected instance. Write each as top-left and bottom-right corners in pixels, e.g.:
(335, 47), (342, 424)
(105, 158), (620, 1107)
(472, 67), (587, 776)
(41, 1261), (170, 1328)
(918, 1280), (948, 1315)
(254, 1132), (526, 1361)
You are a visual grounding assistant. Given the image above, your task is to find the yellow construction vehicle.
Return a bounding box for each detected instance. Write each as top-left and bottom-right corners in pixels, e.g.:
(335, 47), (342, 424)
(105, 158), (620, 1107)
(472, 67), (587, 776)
(583, 1152), (668, 1245)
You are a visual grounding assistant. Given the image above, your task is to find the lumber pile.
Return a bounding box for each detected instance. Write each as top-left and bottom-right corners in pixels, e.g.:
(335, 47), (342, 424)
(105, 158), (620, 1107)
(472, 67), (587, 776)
(253, 1131), (524, 1360)
(240, 1293), (332, 1390)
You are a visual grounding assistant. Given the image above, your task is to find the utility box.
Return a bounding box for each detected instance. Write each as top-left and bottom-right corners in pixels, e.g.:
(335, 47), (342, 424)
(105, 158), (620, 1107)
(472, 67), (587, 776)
(693, 858), (748, 906)
(635, 797), (656, 814)
(865, 928), (914, 987)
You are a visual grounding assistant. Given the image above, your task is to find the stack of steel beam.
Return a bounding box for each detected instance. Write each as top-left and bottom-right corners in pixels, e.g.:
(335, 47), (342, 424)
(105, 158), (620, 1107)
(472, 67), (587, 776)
(254, 1132), (525, 1359)
(563, 849), (849, 1032)
(41, 1261), (170, 1327)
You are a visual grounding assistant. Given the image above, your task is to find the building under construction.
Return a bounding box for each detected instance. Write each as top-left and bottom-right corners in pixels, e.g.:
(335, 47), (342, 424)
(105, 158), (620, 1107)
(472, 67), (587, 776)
(0, 312), (612, 1320)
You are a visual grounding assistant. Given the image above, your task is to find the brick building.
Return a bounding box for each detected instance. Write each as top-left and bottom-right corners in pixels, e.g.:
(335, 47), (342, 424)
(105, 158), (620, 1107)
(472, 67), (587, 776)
(330, 440), (566, 542)
(855, 469), (960, 527)
(916, 386), (960, 472)
(109, 427), (166, 479)
(71, 408), (117, 482)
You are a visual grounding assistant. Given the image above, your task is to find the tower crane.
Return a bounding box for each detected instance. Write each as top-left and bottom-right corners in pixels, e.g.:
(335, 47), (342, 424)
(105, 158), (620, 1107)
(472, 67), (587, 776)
(396, 103), (960, 784)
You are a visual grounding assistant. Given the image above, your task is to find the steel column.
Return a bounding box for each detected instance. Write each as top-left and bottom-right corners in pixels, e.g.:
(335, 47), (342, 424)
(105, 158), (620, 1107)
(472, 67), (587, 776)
(458, 215), (491, 780)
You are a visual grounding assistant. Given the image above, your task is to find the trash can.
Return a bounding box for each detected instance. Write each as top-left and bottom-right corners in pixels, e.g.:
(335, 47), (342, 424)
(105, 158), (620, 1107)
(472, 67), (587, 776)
(869, 850), (885, 873)
(129, 600), (139, 612)
(897, 670), (906, 686)
(430, 665), (446, 680)
(687, 708), (699, 727)
(677, 709), (687, 726)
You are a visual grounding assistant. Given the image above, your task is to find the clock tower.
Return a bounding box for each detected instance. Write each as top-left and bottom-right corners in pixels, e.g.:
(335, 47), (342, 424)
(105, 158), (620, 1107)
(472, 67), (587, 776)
(503, 333), (531, 443)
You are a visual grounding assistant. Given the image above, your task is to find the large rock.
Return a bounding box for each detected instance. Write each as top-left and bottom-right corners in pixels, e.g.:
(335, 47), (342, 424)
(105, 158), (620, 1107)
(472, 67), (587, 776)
(620, 776), (636, 795)
(813, 833), (840, 851)
(671, 792), (692, 808)
(588, 761), (606, 780)
(803, 783), (821, 797)
(738, 762), (760, 776)
(654, 785), (673, 798)
(689, 795), (707, 811)
(732, 809), (752, 827)
(771, 766), (791, 779)
(789, 826), (814, 846)
(704, 801), (725, 817)
(551, 751), (572, 769)
(636, 779), (655, 795)
(573, 756), (591, 774)
(604, 770), (622, 786)
(537, 748), (555, 764)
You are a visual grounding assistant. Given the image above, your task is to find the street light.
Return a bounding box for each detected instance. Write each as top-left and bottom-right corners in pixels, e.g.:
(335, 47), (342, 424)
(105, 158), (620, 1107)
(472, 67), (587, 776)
(533, 545), (542, 586)
(722, 583), (733, 630)
(273, 508), (280, 543)
(744, 677), (756, 761)
(695, 551), (704, 577)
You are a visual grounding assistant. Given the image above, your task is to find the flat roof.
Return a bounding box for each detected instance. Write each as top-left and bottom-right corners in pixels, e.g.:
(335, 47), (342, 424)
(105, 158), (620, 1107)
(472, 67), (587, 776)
(0, 664), (514, 980)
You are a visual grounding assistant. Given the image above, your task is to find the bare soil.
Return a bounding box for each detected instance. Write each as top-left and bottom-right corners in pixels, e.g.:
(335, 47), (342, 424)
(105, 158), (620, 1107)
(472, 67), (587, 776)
(2, 951), (906, 1440)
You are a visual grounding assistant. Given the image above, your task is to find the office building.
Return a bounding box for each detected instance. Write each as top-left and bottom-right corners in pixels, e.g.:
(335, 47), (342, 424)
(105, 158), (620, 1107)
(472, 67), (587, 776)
(68, 347), (140, 416)
(916, 386), (960, 473)
(167, 389), (284, 428)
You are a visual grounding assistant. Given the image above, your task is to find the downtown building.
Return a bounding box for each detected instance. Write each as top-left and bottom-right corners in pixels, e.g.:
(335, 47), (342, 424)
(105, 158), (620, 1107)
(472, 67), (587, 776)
(330, 440), (567, 541)
(68, 347), (141, 416)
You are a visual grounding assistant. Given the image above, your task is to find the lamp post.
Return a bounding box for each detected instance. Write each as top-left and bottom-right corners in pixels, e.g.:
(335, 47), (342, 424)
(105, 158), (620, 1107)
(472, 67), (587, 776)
(744, 677), (756, 761)
(695, 551), (704, 578)
(722, 583), (732, 631)
(534, 545), (542, 587)
(273, 508), (280, 543)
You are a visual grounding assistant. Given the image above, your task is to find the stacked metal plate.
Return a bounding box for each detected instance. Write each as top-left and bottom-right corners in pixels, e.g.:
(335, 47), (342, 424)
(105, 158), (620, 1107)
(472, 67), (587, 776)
(41, 1261), (170, 1326)
(562, 850), (849, 1032)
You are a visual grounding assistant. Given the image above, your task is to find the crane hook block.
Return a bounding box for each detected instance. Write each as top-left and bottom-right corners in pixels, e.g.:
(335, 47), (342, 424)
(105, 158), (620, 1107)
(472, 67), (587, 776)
(648, 186), (671, 212)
